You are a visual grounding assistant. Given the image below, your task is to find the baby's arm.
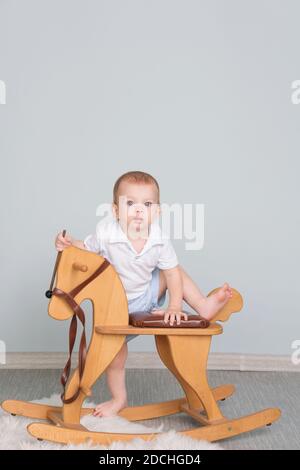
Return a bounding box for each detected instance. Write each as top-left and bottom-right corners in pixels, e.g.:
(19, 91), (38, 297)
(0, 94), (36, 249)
(55, 231), (86, 251)
(163, 266), (184, 311)
(153, 266), (188, 325)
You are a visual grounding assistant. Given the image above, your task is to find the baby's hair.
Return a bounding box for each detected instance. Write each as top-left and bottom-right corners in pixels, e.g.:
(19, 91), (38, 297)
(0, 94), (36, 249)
(113, 171), (160, 205)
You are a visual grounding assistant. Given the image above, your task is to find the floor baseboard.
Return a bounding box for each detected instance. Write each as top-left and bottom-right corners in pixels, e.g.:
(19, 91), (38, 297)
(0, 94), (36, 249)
(1, 352), (299, 372)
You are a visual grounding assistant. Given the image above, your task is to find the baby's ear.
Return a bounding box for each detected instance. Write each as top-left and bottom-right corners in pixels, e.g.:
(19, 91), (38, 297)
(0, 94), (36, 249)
(111, 203), (118, 219)
(152, 204), (161, 222)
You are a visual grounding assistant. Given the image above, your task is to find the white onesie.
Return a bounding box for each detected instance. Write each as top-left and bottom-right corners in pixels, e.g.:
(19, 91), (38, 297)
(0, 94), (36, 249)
(83, 218), (178, 301)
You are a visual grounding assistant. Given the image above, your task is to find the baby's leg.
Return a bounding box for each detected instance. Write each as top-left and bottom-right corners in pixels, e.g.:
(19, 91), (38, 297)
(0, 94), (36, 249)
(179, 266), (232, 320)
(93, 342), (128, 417)
(155, 266), (232, 321)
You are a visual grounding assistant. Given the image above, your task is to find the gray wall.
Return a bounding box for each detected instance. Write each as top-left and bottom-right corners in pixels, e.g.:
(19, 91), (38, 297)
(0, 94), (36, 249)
(0, 0), (299, 354)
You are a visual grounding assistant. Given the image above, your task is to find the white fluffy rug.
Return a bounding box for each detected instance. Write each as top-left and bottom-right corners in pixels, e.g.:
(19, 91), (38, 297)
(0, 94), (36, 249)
(0, 394), (222, 450)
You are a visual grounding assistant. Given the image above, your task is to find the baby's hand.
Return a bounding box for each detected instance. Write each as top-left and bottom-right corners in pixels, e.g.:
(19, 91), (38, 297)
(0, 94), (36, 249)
(151, 308), (188, 326)
(55, 231), (73, 252)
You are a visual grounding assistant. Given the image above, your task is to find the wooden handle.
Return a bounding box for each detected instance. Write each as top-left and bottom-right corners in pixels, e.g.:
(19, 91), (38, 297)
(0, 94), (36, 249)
(72, 262), (88, 273)
(46, 229), (67, 298)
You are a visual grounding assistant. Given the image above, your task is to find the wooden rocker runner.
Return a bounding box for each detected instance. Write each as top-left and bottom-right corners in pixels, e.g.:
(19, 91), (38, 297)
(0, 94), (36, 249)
(1, 235), (281, 445)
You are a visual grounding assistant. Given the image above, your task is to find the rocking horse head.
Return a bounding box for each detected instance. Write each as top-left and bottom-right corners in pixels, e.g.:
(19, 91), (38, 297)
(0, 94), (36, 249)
(46, 245), (111, 320)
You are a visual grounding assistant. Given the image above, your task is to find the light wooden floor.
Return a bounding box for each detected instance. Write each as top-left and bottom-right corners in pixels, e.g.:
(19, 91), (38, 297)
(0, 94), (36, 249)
(0, 369), (298, 450)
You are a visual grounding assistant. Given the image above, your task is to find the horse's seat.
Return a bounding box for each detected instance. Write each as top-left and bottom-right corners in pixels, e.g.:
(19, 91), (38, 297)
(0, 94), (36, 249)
(95, 322), (223, 336)
(129, 310), (210, 328)
(95, 309), (223, 337)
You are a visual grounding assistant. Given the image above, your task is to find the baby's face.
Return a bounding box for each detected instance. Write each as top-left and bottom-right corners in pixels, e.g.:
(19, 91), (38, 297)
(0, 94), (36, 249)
(113, 181), (160, 237)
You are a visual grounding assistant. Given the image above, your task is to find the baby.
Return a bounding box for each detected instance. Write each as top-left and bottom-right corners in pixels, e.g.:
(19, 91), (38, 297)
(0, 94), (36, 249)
(55, 171), (232, 417)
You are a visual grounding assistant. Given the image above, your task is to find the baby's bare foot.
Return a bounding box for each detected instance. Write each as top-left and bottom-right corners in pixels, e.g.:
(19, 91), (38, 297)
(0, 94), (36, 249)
(199, 283), (233, 320)
(216, 283), (233, 303)
(92, 397), (128, 418)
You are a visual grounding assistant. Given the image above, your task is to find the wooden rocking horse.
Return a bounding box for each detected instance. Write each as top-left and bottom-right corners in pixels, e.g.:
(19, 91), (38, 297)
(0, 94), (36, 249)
(1, 233), (281, 445)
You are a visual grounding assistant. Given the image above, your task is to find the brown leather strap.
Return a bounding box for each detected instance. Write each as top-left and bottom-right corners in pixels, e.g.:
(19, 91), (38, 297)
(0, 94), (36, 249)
(52, 258), (110, 404)
(51, 289), (87, 404)
(69, 258), (110, 298)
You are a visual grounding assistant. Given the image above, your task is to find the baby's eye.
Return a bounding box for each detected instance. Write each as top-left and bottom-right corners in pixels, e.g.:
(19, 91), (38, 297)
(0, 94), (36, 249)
(144, 202), (152, 207)
(127, 200), (134, 206)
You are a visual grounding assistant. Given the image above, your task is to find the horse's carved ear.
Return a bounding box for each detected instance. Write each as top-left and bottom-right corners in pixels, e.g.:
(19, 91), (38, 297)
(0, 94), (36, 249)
(208, 288), (243, 322)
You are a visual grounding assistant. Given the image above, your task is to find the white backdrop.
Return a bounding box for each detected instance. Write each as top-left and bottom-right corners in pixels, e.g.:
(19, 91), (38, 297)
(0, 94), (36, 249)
(0, 0), (299, 355)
